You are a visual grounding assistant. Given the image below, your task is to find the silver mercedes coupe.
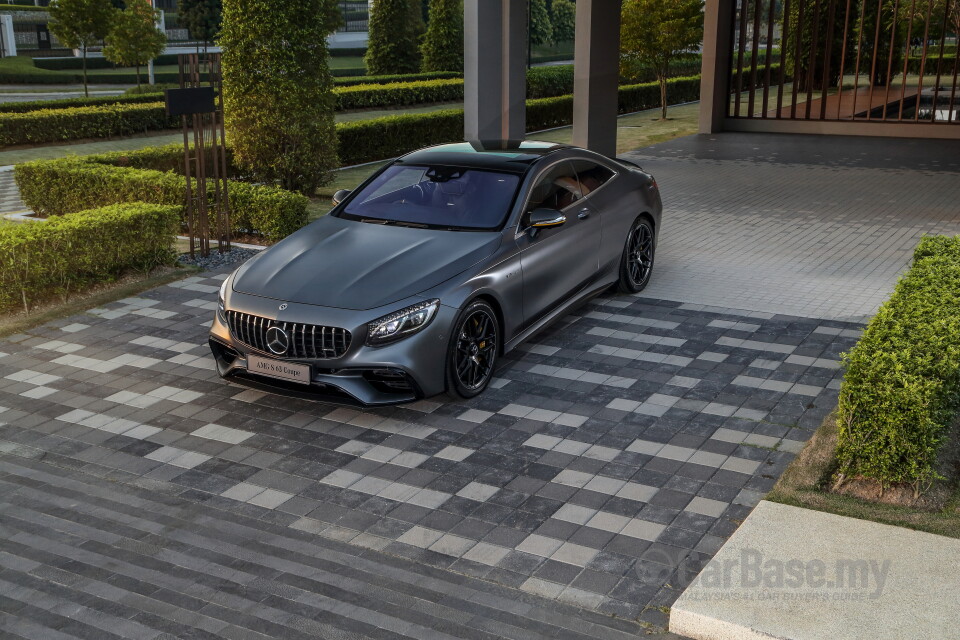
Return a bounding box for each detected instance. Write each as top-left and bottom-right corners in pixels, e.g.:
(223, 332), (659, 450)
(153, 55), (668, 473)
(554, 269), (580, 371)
(209, 140), (662, 405)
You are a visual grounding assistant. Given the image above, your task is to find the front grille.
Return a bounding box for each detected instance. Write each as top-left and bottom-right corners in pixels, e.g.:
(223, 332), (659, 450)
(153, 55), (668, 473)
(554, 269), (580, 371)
(227, 310), (351, 359)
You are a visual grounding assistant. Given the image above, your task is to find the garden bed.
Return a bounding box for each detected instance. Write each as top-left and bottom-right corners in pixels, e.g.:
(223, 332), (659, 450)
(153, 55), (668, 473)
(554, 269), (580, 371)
(0, 264), (197, 338)
(767, 411), (960, 539)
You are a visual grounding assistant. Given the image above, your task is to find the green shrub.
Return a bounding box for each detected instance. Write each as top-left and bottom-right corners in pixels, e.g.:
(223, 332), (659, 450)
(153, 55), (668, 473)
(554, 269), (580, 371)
(330, 67), (368, 77)
(835, 235), (960, 490)
(337, 74), (709, 165)
(0, 55), (75, 84)
(905, 54), (957, 76)
(330, 47), (367, 57)
(0, 92), (163, 114)
(221, 0), (341, 195)
(365, 0), (423, 75)
(336, 78), (463, 110)
(420, 0), (463, 73)
(337, 108), (463, 166)
(527, 66), (574, 99)
(125, 84), (176, 95)
(333, 70), (459, 86)
(33, 52), (181, 70)
(0, 102), (175, 146)
(0, 4), (50, 12)
(525, 59), (706, 100)
(14, 154), (308, 240)
(0, 202), (179, 313)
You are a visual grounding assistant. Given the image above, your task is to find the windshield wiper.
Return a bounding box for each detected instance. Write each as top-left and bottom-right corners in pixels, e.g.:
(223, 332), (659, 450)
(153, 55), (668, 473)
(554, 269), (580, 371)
(360, 218), (431, 229)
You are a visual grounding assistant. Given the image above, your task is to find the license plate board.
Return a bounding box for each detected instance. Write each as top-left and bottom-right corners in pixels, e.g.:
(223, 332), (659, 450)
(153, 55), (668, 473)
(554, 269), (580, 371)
(247, 354), (311, 385)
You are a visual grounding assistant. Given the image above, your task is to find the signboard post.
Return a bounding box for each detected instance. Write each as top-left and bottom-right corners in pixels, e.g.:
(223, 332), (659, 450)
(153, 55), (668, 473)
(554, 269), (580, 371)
(164, 53), (231, 258)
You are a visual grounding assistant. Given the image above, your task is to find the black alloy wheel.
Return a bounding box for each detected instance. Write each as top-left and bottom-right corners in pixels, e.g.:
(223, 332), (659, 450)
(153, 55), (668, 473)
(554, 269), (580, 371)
(618, 216), (655, 293)
(447, 300), (498, 399)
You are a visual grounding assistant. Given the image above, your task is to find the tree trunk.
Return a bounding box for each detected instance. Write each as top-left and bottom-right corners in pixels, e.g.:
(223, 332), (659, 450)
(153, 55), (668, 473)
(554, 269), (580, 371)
(136, 63), (141, 89)
(82, 46), (89, 97)
(659, 76), (668, 120)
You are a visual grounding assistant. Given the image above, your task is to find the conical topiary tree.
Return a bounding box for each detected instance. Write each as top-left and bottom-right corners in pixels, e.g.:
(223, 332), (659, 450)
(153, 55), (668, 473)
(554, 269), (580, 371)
(529, 0), (552, 46)
(365, 0), (423, 75)
(220, 0), (341, 195)
(420, 0), (462, 72)
(550, 0), (575, 44)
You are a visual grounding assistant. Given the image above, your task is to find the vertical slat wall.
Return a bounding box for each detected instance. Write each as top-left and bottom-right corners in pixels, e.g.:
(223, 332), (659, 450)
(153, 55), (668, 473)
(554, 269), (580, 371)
(728, 0), (959, 124)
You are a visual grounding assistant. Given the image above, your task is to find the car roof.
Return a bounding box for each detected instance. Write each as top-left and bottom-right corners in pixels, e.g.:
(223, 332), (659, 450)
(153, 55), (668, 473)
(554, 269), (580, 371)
(398, 140), (573, 173)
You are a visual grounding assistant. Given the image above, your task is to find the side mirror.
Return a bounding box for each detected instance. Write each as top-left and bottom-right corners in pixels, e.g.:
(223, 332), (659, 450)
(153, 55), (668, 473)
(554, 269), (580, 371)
(529, 208), (566, 229)
(332, 189), (352, 206)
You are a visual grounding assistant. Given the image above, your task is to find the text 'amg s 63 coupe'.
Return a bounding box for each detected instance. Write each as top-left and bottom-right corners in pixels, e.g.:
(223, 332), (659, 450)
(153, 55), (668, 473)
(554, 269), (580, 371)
(209, 141), (662, 405)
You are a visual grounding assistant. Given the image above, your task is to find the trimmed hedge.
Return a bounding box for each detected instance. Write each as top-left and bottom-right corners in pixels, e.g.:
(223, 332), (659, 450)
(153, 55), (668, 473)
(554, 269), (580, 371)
(525, 60), (705, 100)
(835, 236), (960, 490)
(33, 52), (182, 71)
(330, 67), (368, 78)
(337, 109), (463, 166)
(0, 78), (469, 145)
(336, 78), (463, 110)
(0, 202), (179, 313)
(0, 92), (165, 114)
(905, 54), (957, 76)
(331, 47), (368, 57)
(338, 75), (706, 165)
(334, 70), (460, 86)
(0, 102), (175, 146)
(15, 153), (308, 241)
(0, 4), (47, 11)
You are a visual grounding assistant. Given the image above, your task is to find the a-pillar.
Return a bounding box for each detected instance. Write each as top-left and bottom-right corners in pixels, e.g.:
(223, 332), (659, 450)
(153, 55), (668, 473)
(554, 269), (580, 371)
(463, 0), (527, 142)
(571, 0), (621, 157)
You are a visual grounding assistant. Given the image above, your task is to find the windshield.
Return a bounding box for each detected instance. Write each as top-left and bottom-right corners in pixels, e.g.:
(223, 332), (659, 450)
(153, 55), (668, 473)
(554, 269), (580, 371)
(341, 164), (520, 230)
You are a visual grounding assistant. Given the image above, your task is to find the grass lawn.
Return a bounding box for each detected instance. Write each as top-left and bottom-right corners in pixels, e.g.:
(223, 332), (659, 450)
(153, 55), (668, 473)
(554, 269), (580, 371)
(531, 40), (574, 60)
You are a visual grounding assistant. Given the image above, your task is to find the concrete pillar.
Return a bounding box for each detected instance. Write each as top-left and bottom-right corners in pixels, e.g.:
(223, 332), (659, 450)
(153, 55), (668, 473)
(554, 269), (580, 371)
(0, 15), (15, 58)
(464, 0), (526, 142)
(699, 0), (735, 133)
(571, 0), (621, 157)
(501, 0), (526, 141)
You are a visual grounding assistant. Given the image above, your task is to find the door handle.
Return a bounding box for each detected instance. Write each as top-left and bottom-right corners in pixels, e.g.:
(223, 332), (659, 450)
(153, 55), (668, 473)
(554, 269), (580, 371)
(577, 208), (590, 220)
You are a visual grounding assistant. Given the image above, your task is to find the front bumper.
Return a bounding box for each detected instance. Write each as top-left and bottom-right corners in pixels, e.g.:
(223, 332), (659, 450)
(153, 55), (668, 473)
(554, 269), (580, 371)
(208, 291), (455, 406)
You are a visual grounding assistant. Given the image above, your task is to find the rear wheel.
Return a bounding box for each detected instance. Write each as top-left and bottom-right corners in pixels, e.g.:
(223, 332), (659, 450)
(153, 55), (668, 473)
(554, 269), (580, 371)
(617, 216), (655, 293)
(446, 300), (498, 399)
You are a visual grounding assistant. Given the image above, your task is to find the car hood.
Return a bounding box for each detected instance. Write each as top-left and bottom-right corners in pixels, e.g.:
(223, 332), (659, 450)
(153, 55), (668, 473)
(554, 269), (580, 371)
(232, 215), (502, 310)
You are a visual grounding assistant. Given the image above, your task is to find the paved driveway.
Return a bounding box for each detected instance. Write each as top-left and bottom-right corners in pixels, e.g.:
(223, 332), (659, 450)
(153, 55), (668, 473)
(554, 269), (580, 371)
(624, 133), (960, 321)
(0, 133), (956, 638)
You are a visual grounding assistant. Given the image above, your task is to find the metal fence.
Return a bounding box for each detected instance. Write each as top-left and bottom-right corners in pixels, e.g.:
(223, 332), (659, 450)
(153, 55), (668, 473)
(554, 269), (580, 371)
(728, 0), (960, 125)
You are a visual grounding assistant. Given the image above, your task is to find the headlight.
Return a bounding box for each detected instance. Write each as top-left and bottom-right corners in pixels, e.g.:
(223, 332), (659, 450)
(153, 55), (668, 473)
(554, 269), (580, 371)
(218, 279), (228, 319)
(366, 299), (439, 346)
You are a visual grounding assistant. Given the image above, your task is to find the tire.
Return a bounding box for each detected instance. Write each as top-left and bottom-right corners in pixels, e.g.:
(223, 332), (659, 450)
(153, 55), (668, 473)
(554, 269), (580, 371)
(617, 216), (656, 293)
(445, 300), (499, 400)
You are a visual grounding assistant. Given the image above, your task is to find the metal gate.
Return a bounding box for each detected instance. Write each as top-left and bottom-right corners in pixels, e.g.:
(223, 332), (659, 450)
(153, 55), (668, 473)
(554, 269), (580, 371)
(728, 0), (960, 125)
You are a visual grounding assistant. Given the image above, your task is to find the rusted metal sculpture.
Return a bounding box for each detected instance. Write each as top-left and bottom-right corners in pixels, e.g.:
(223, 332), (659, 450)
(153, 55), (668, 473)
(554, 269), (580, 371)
(165, 52), (231, 258)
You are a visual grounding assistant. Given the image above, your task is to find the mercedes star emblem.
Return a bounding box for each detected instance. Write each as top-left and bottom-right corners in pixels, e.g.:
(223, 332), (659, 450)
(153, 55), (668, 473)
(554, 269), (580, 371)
(279, 303), (288, 311)
(265, 325), (289, 355)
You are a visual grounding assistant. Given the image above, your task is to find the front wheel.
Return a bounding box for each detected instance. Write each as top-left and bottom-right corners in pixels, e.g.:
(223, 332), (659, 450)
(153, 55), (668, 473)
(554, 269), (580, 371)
(617, 216), (655, 293)
(446, 300), (499, 400)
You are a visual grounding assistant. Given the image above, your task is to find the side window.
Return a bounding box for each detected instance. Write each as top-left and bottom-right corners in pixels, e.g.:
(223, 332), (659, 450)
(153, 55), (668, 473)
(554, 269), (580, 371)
(570, 159), (616, 197)
(523, 161), (582, 222)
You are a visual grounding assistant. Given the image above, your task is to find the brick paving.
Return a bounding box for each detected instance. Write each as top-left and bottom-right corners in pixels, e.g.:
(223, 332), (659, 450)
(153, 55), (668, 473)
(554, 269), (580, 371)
(0, 271), (859, 636)
(0, 169), (26, 215)
(0, 132), (956, 638)
(624, 133), (960, 321)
